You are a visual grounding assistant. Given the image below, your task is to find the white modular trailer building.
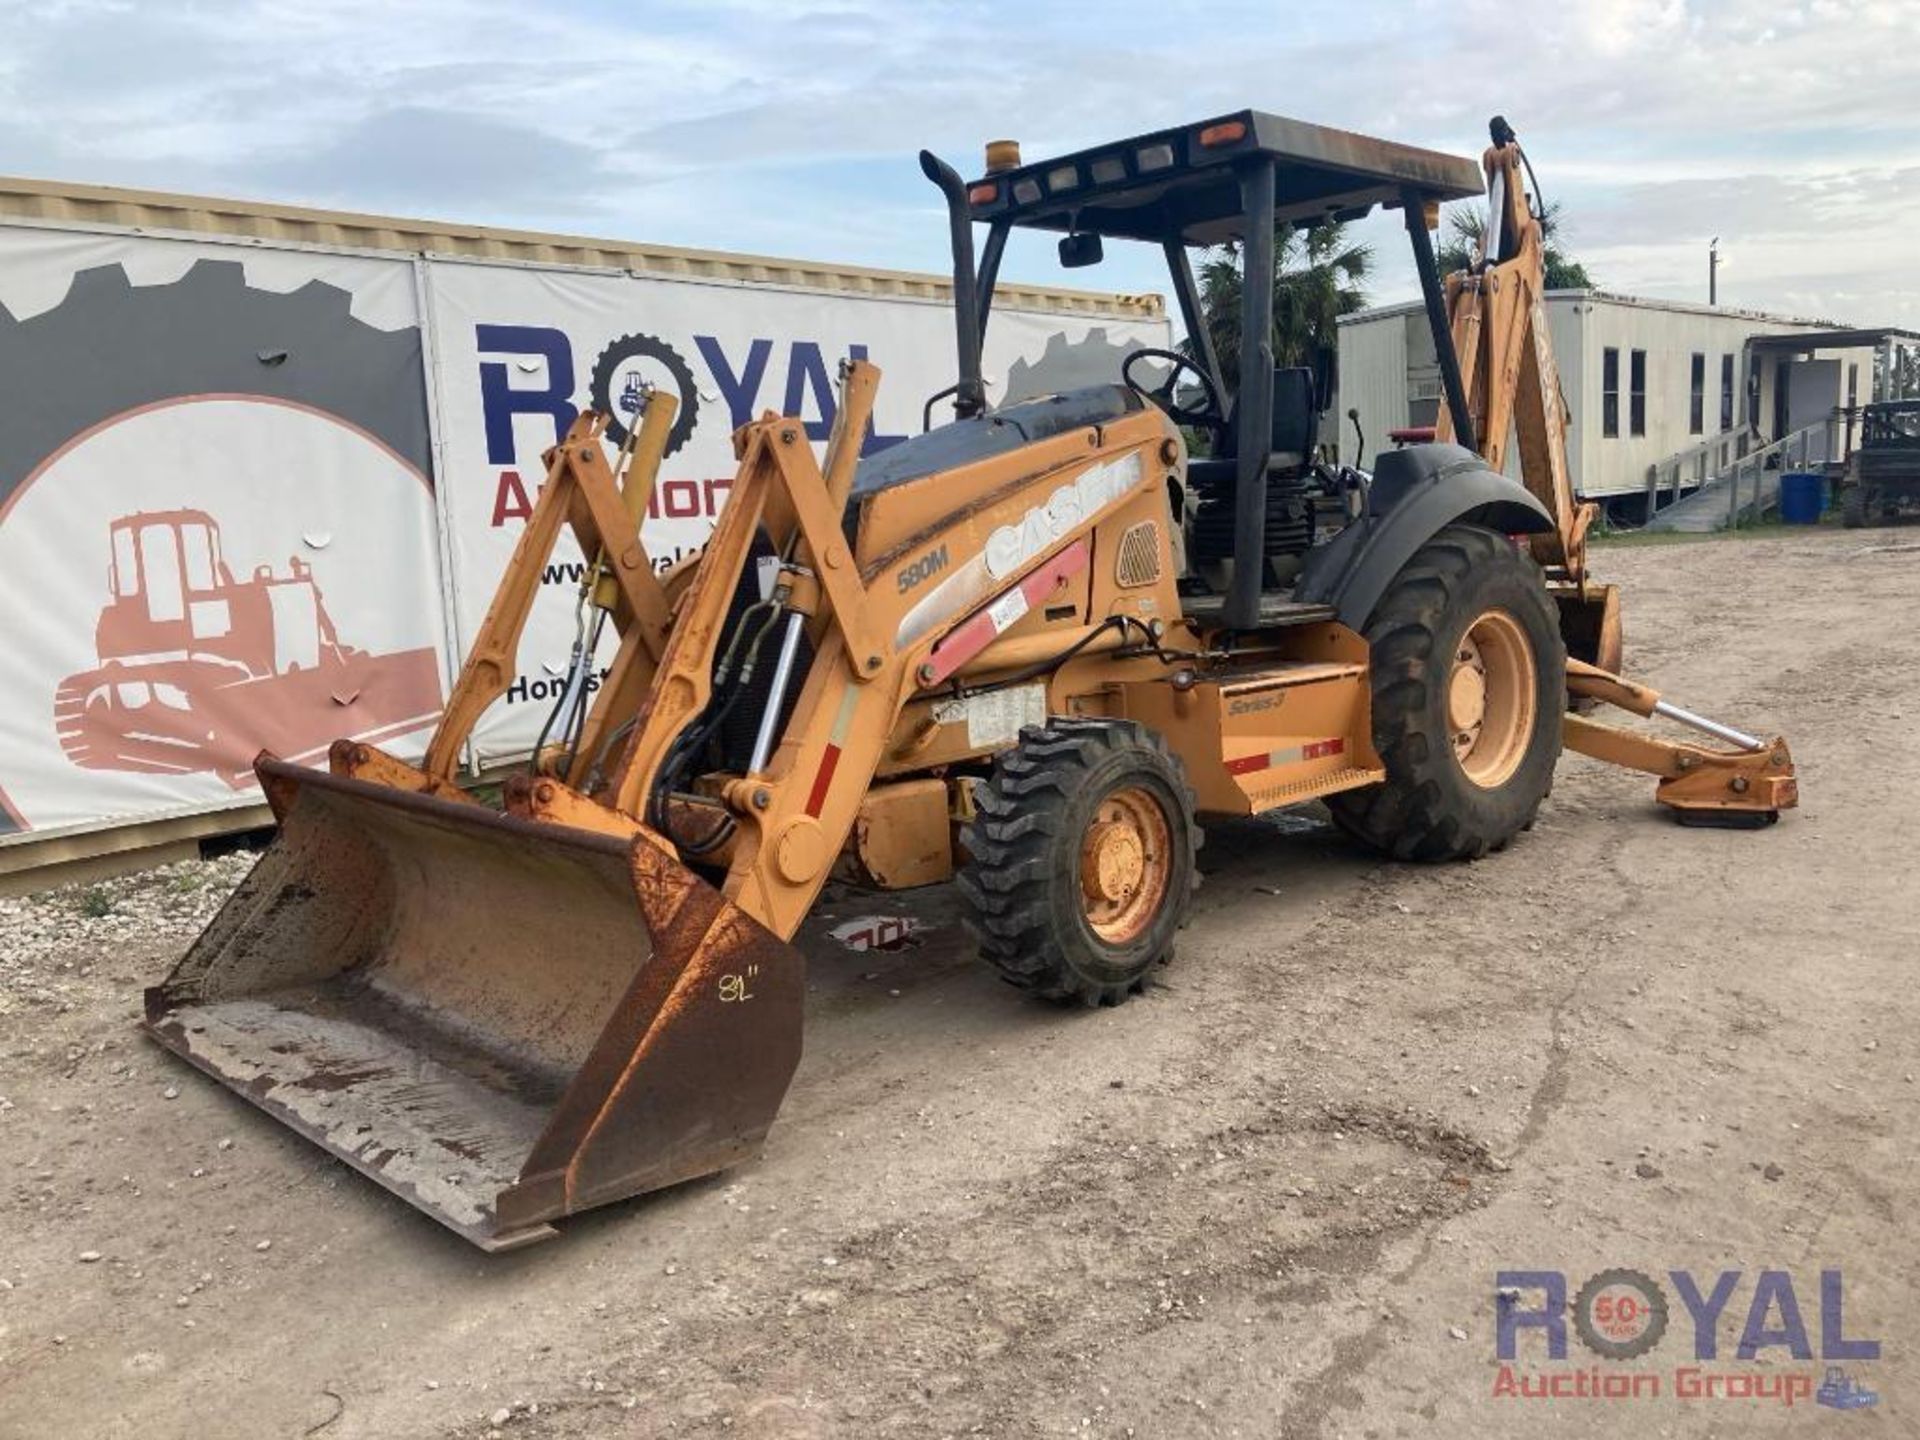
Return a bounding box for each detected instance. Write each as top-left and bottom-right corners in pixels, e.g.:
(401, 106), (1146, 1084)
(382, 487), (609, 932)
(0, 176), (1169, 878)
(1337, 290), (1886, 511)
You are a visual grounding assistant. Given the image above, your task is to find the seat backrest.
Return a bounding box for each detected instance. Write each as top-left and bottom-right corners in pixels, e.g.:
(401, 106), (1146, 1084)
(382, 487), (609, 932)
(1219, 366), (1319, 466)
(1269, 367), (1319, 460)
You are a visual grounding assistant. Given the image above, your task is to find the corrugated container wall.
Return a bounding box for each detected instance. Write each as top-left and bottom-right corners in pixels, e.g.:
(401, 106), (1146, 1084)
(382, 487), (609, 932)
(1335, 311), (1407, 467)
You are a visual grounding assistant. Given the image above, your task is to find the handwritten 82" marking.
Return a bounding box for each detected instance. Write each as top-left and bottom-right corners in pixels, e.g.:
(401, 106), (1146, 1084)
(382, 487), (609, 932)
(718, 965), (760, 1003)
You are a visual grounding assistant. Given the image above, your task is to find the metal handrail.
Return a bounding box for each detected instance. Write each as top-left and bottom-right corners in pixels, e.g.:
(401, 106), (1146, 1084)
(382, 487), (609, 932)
(1664, 422), (1760, 473)
(1644, 425), (1758, 515)
(1721, 419), (1835, 529)
(1640, 417), (1838, 532)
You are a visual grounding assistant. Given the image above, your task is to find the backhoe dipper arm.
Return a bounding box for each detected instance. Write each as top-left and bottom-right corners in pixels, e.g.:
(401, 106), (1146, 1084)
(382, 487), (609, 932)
(1435, 117), (1592, 587)
(1435, 117), (1796, 823)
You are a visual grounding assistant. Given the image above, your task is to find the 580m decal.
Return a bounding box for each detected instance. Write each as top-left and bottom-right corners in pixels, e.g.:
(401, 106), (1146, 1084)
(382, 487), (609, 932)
(896, 544), (949, 594)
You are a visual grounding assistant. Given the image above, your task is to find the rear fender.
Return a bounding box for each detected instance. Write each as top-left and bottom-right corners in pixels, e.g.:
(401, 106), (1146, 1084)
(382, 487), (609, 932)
(1296, 443), (1554, 628)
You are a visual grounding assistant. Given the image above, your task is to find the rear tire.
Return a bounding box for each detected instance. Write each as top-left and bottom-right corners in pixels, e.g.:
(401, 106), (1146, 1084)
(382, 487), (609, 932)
(958, 719), (1200, 1005)
(1842, 484), (1867, 528)
(1327, 524), (1564, 861)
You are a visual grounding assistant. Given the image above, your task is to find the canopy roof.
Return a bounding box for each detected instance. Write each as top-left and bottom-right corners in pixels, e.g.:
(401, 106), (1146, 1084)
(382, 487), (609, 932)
(966, 110), (1485, 247)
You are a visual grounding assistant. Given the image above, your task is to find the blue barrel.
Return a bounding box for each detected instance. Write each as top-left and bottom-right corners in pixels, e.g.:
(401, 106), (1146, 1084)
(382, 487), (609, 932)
(1780, 471), (1825, 524)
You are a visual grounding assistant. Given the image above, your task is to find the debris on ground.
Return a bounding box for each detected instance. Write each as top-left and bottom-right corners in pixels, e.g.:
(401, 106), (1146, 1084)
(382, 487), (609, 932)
(0, 853), (254, 1016)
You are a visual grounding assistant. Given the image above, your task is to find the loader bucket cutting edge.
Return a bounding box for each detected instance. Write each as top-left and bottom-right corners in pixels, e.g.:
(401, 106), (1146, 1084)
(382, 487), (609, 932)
(142, 758), (804, 1251)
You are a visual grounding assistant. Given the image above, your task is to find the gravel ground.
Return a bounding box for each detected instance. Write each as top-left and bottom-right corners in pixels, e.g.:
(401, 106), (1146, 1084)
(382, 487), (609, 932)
(0, 853), (255, 1018)
(0, 528), (1914, 1439)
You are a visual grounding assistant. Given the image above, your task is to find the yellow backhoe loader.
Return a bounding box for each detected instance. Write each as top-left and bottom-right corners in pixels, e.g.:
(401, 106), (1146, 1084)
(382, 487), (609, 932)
(145, 112), (1797, 1250)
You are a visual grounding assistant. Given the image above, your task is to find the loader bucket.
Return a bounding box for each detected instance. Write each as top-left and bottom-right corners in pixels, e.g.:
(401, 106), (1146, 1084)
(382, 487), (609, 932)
(143, 758), (804, 1251)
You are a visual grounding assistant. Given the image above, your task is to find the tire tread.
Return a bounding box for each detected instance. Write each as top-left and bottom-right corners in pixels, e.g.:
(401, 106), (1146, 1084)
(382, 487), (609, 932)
(959, 718), (1201, 1005)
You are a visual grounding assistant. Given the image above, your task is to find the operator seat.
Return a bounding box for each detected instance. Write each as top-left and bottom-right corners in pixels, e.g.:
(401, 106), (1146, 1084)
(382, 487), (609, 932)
(1186, 366), (1319, 486)
(1182, 367), (1322, 596)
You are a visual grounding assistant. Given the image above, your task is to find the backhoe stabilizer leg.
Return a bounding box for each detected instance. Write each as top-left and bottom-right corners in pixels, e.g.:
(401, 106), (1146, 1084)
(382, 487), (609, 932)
(1561, 658), (1796, 822)
(1561, 712), (1797, 824)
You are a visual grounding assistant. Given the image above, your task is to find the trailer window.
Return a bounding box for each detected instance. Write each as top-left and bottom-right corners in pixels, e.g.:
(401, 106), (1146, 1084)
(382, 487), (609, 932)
(1602, 348), (1620, 438)
(1630, 350), (1647, 436)
(1720, 354), (1734, 432)
(1689, 353), (1705, 435)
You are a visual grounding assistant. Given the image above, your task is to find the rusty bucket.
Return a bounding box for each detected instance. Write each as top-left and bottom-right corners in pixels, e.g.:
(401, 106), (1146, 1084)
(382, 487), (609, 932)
(144, 758), (804, 1251)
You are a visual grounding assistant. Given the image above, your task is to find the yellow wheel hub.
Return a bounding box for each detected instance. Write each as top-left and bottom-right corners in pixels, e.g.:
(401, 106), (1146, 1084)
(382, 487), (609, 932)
(1078, 786), (1173, 944)
(1084, 822), (1145, 903)
(1450, 608), (1537, 789)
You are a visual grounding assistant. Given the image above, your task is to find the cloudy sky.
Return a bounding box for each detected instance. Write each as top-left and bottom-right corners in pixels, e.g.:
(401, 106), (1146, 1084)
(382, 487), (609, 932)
(2, 0), (1915, 326)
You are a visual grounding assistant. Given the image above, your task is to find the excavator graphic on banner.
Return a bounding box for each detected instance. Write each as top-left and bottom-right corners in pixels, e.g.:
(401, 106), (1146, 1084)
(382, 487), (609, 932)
(56, 509), (441, 784)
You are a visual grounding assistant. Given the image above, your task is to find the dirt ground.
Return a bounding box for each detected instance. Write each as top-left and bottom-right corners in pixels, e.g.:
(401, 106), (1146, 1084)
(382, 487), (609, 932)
(1, 527), (1915, 1439)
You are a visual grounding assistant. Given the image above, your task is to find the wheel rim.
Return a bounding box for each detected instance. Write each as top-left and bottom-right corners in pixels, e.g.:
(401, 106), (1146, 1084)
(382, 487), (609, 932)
(1448, 608), (1537, 789)
(1079, 784), (1173, 944)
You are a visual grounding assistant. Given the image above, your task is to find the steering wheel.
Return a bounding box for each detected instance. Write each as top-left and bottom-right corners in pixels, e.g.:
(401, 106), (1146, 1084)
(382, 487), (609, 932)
(1123, 347), (1225, 430)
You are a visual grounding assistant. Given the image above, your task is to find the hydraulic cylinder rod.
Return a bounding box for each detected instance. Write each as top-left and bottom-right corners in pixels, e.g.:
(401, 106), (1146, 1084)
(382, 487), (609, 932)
(1566, 658), (1765, 751)
(748, 610), (807, 774)
(1650, 700), (1763, 753)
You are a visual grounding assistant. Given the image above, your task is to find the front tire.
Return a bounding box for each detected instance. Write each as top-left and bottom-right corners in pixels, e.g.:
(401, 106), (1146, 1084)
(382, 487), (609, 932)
(958, 719), (1200, 1005)
(1327, 524), (1564, 860)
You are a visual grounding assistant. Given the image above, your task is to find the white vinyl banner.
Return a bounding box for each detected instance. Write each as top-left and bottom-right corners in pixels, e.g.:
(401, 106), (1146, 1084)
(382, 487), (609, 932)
(0, 226), (448, 839)
(423, 262), (1168, 764)
(0, 216), (1165, 847)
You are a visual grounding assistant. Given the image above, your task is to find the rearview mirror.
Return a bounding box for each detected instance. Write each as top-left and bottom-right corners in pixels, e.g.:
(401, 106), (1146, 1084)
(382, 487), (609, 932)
(1058, 232), (1104, 268)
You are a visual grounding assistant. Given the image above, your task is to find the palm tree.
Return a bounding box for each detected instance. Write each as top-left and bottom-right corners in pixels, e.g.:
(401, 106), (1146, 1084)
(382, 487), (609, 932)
(1433, 200), (1592, 290)
(1188, 221), (1373, 397)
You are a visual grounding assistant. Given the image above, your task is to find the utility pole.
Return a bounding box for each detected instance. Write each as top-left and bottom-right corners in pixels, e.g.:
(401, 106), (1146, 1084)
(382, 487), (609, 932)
(1709, 237), (1719, 306)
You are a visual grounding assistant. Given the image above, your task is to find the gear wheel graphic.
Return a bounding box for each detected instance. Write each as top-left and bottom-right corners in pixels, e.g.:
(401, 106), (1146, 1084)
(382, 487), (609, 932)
(0, 258), (429, 504)
(1572, 1267), (1669, 1360)
(587, 332), (700, 453)
(1001, 327), (1150, 406)
(0, 257), (433, 838)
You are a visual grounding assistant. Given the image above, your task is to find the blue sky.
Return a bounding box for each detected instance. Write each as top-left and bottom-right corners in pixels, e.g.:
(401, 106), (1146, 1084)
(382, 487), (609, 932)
(2, 0), (1915, 326)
